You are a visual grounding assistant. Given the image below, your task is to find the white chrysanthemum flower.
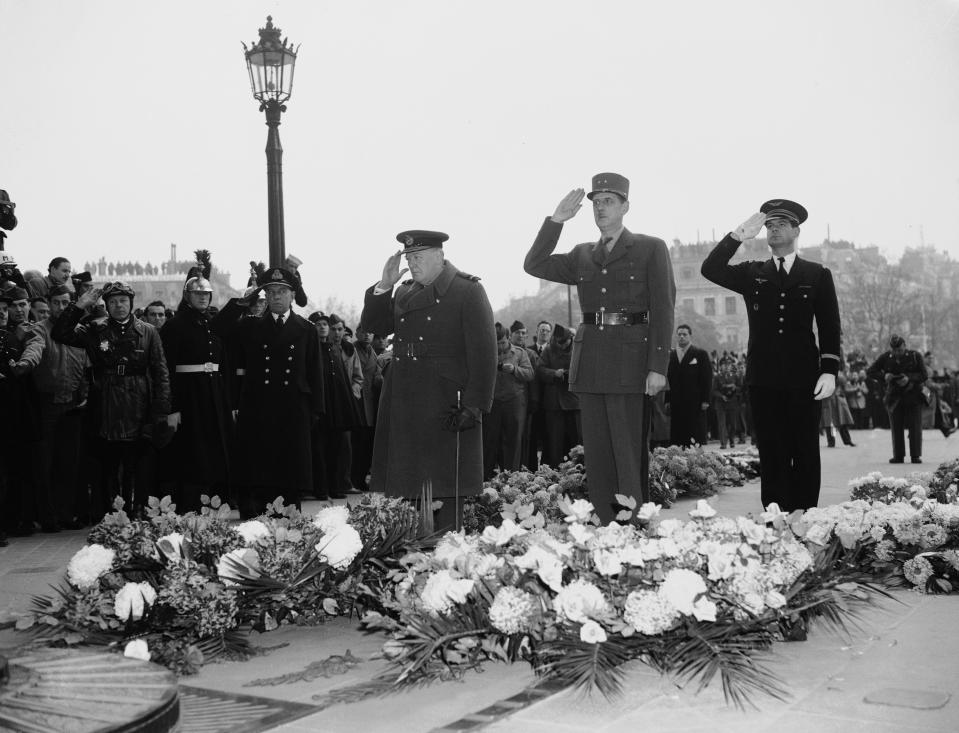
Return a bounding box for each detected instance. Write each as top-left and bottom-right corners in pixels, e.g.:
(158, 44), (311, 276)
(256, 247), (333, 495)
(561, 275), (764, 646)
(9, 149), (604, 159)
(419, 569), (475, 614)
(314, 505), (351, 533)
(480, 518), (527, 547)
(316, 524), (363, 569)
(636, 502), (661, 521)
(689, 500), (717, 519)
(579, 619), (608, 644)
(660, 568), (706, 615)
(433, 532), (478, 571)
(692, 596), (718, 621)
(591, 549), (623, 577)
(567, 522), (595, 546)
(919, 523), (947, 549)
(902, 556), (934, 587)
(488, 586), (537, 634)
(114, 581), (157, 621)
(236, 520), (270, 545)
(463, 552), (503, 579)
(553, 579), (609, 623)
(123, 639), (151, 661)
(804, 523), (832, 546)
(623, 590), (679, 635)
(67, 544), (116, 590)
(763, 591), (787, 610)
(873, 539), (896, 562)
(562, 499), (595, 524)
(515, 544), (565, 592)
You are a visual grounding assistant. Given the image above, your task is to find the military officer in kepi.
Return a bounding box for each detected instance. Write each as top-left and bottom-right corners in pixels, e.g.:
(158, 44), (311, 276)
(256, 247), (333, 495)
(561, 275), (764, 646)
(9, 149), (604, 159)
(524, 173), (676, 523)
(361, 230), (497, 532)
(702, 199), (841, 511)
(158, 250), (235, 512)
(231, 267), (325, 518)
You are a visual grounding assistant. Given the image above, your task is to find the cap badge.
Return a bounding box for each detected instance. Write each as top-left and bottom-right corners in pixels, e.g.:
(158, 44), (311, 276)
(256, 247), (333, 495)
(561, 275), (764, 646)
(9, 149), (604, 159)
(271, 270), (283, 280)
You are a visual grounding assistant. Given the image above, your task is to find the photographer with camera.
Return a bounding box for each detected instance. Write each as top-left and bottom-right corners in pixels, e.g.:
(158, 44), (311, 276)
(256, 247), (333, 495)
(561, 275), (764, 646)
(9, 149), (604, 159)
(867, 334), (928, 464)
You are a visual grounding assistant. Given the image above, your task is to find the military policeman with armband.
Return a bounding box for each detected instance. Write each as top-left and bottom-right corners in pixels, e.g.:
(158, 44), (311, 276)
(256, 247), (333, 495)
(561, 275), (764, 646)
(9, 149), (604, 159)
(702, 200), (841, 511)
(524, 173), (676, 523)
(361, 230), (497, 532)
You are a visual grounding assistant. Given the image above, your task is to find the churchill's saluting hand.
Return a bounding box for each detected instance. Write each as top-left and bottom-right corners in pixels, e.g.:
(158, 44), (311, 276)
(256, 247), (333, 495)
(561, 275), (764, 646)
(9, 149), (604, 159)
(377, 250), (409, 291)
(551, 189), (586, 223)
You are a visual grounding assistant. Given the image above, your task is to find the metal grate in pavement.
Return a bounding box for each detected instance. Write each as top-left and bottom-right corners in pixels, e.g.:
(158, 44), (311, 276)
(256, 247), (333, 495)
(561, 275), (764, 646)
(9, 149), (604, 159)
(177, 685), (317, 733)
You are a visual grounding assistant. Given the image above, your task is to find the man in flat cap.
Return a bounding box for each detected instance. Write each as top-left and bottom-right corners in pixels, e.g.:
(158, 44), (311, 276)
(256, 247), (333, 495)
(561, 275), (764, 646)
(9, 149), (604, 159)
(524, 174), (676, 523)
(361, 230), (496, 531)
(702, 200), (841, 511)
(231, 267), (325, 518)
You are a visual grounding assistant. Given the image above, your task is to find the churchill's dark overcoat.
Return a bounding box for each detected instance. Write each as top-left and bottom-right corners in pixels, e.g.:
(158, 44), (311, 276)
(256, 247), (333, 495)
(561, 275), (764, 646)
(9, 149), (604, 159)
(231, 311), (324, 514)
(360, 261), (496, 500)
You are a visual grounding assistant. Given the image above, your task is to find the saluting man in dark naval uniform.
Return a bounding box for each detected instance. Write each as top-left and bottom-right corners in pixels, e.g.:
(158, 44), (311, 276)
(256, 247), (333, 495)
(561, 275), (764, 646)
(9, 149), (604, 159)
(231, 267), (324, 518)
(525, 174), (676, 523)
(361, 230), (497, 532)
(702, 200), (841, 511)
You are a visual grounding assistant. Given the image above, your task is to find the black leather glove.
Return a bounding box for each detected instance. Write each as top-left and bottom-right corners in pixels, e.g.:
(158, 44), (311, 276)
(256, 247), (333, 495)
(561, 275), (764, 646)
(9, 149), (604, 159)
(443, 405), (481, 432)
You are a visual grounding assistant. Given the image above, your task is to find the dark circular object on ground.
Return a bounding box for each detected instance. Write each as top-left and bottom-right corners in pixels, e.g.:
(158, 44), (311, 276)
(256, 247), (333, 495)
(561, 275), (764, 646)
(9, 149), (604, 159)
(0, 647), (178, 732)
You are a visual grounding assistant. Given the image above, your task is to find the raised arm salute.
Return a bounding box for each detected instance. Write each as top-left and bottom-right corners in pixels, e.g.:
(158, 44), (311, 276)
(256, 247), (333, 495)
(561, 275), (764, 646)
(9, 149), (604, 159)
(524, 173), (676, 523)
(702, 199), (841, 512)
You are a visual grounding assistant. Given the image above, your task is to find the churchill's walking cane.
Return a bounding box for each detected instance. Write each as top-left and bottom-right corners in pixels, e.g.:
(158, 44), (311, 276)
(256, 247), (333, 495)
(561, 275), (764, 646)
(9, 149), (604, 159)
(454, 389), (462, 532)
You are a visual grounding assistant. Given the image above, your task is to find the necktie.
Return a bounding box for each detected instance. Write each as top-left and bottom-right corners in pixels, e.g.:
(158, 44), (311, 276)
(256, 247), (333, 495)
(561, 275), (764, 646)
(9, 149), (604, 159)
(777, 257), (786, 278)
(275, 314), (284, 331)
(601, 236), (612, 251)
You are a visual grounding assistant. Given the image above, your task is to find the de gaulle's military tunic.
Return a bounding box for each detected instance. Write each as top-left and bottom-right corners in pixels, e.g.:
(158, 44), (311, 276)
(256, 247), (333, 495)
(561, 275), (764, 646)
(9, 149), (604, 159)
(525, 218), (676, 522)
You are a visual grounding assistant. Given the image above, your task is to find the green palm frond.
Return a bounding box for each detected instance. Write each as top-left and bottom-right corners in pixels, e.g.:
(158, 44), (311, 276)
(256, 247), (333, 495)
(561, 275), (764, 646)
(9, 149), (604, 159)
(664, 621), (785, 710)
(533, 629), (638, 699)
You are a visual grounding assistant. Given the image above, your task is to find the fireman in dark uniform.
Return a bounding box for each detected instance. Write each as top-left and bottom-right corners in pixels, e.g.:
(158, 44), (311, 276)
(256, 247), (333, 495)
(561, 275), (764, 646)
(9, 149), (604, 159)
(159, 251), (235, 512)
(702, 199), (841, 511)
(524, 174), (676, 523)
(231, 267), (324, 518)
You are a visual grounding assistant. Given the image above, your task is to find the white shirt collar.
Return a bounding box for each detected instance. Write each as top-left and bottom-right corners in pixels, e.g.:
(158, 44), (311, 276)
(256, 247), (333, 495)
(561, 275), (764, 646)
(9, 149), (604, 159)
(772, 251), (798, 273)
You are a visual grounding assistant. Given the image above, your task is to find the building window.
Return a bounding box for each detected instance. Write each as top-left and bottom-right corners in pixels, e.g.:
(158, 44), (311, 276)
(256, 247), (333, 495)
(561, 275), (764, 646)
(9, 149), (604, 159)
(704, 297), (715, 316)
(682, 267), (693, 280)
(725, 296), (737, 315)
(682, 298), (694, 312)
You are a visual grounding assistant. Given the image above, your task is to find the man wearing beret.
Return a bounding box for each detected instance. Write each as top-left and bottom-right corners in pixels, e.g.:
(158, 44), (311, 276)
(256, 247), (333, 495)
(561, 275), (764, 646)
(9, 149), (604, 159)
(525, 174), (676, 523)
(361, 230), (497, 531)
(231, 267), (325, 518)
(702, 200), (841, 511)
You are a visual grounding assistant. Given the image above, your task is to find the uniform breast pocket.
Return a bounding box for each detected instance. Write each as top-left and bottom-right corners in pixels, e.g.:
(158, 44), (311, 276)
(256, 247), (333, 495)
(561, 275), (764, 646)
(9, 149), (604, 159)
(792, 285), (816, 315)
(616, 271), (643, 300)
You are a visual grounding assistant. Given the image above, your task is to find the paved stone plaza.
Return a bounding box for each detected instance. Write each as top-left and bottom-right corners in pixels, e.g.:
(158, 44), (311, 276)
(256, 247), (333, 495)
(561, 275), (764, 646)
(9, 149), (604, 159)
(1, 428), (956, 732)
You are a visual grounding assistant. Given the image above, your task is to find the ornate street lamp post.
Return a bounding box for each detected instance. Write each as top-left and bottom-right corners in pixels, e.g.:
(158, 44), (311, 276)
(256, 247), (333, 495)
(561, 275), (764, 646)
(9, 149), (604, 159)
(243, 16), (299, 268)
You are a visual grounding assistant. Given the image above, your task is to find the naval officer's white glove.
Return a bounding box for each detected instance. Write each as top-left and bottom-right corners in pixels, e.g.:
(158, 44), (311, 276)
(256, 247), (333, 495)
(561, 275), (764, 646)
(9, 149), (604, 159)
(813, 373), (836, 400)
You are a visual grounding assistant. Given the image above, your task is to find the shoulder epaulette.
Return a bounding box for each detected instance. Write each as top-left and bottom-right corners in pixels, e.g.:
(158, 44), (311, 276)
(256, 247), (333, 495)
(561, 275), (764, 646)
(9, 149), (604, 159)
(456, 271), (481, 282)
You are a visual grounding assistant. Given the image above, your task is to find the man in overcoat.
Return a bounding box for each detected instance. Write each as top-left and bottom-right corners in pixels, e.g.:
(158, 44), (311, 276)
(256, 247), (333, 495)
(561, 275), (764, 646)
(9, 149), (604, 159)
(666, 324), (712, 447)
(866, 335), (928, 463)
(231, 268), (324, 518)
(524, 174), (676, 522)
(53, 281), (171, 518)
(701, 200), (840, 511)
(361, 230), (496, 531)
(159, 255), (235, 512)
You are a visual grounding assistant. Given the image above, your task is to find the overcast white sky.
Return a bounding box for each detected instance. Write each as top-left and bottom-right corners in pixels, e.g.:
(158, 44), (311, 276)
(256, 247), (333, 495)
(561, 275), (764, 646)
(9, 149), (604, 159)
(2, 0), (958, 312)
